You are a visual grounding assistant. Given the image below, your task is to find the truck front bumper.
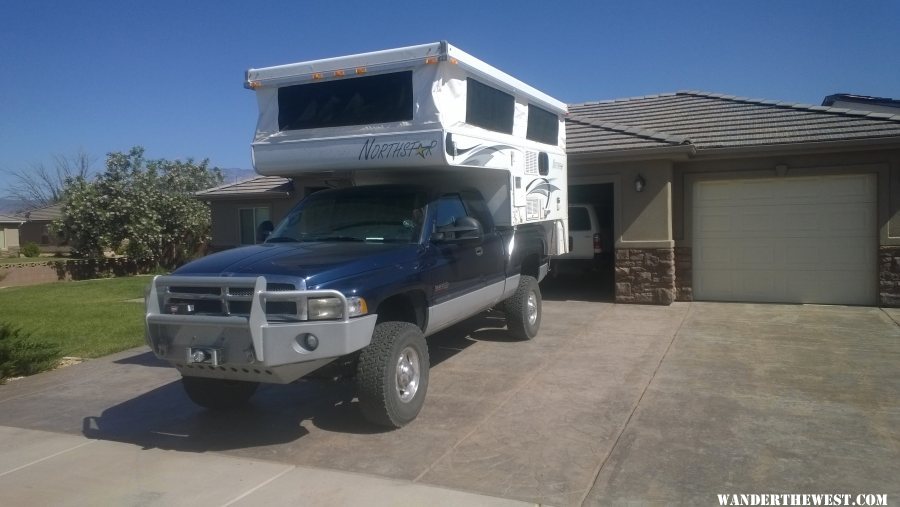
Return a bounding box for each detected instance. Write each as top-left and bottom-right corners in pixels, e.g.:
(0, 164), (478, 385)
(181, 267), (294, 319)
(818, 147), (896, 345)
(145, 275), (377, 384)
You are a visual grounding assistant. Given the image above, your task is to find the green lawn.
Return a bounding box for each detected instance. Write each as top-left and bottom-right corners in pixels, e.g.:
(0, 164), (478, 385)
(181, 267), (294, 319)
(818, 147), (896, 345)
(0, 276), (152, 358)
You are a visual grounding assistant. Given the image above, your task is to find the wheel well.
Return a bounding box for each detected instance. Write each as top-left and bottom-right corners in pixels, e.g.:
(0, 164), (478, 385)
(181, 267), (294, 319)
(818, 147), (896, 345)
(375, 291), (427, 330)
(521, 253), (541, 279)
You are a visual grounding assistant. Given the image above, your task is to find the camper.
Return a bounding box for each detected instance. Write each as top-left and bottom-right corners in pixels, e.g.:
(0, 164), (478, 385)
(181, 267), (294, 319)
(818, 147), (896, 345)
(145, 42), (568, 427)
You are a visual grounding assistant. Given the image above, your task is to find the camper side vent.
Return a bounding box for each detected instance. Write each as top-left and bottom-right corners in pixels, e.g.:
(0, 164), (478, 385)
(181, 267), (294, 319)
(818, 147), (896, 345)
(525, 151), (539, 175)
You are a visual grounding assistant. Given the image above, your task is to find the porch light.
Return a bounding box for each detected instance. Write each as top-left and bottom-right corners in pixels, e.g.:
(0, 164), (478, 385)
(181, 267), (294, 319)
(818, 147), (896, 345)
(634, 174), (646, 192)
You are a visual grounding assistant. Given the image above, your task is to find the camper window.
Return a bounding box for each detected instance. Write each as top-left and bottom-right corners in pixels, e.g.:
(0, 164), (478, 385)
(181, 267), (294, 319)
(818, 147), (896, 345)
(526, 104), (559, 145)
(277, 71), (414, 131)
(465, 78), (514, 134)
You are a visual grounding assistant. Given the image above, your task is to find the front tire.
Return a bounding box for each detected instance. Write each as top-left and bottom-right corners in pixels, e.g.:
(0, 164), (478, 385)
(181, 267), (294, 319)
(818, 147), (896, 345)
(504, 275), (542, 340)
(181, 376), (258, 410)
(356, 322), (429, 428)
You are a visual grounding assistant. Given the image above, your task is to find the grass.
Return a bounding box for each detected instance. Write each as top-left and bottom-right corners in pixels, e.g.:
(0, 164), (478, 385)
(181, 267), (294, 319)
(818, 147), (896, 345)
(0, 276), (151, 358)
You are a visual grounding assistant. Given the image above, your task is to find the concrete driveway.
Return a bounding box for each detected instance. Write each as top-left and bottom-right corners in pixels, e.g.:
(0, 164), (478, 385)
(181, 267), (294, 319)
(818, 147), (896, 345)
(1, 293), (898, 505)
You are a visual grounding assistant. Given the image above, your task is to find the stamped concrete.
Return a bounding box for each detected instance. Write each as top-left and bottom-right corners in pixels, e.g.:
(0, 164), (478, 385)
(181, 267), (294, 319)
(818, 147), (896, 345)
(1, 297), (898, 506)
(584, 304), (900, 505)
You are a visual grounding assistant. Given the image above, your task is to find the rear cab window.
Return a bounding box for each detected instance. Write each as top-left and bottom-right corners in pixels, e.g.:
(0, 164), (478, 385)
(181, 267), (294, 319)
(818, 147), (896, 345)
(569, 207), (591, 231)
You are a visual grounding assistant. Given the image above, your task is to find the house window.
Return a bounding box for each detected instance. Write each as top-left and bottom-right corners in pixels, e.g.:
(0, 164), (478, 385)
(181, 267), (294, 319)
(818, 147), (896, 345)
(466, 78), (514, 134)
(526, 104), (559, 145)
(239, 207), (271, 245)
(277, 71), (414, 131)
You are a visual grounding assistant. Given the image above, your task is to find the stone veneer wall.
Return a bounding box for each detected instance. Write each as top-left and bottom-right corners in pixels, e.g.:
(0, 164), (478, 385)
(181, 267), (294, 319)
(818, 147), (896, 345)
(614, 248), (675, 305)
(674, 247), (692, 302)
(0, 258), (145, 288)
(879, 246), (900, 307)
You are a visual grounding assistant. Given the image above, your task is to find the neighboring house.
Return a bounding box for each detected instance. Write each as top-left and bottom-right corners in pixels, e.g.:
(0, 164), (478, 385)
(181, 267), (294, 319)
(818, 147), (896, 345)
(17, 203), (66, 251)
(196, 175), (340, 251)
(204, 90), (900, 307)
(567, 90), (900, 306)
(822, 93), (900, 115)
(0, 214), (24, 253)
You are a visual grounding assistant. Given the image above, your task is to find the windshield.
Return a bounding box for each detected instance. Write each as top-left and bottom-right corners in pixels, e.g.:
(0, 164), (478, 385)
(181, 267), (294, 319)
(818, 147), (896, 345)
(268, 188), (426, 244)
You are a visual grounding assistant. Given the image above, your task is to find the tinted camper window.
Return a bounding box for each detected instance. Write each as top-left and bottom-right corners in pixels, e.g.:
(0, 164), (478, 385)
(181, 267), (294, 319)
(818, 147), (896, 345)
(526, 104), (559, 145)
(466, 78), (514, 134)
(278, 71), (413, 131)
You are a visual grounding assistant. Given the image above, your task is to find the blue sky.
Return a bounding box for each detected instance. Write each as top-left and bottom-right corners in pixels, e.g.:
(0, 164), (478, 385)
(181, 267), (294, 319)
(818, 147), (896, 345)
(1, 0), (898, 191)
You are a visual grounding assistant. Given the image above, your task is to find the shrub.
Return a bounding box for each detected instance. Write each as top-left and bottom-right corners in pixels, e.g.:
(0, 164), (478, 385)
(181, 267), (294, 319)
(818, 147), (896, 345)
(0, 323), (61, 383)
(21, 242), (41, 258)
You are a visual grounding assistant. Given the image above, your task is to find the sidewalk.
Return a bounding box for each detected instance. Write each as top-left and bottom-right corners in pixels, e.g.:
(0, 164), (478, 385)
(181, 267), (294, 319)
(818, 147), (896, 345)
(0, 426), (535, 507)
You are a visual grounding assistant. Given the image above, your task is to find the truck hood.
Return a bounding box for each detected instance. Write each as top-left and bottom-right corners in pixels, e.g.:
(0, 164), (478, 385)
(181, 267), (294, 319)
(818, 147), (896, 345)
(173, 242), (419, 286)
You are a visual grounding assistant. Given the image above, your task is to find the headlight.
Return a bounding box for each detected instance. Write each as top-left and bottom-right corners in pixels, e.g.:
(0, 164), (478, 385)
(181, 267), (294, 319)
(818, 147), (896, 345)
(307, 296), (367, 320)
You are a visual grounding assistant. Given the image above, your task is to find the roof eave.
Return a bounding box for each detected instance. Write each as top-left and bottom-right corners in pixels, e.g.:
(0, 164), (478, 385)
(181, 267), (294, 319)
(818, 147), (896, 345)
(568, 144), (696, 163)
(195, 191), (294, 201)
(690, 136), (900, 160)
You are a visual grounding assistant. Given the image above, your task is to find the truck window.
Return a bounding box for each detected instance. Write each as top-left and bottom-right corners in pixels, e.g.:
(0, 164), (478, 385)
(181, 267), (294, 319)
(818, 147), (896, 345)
(569, 207), (591, 231)
(526, 104), (559, 145)
(278, 71), (414, 131)
(435, 195), (469, 228)
(466, 78), (514, 134)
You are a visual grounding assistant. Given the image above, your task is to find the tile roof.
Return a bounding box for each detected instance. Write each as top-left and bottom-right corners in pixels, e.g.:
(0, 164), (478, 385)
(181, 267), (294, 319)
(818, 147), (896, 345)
(196, 175), (293, 199)
(0, 214), (24, 224)
(18, 203), (62, 222)
(568, 90), (900, 154)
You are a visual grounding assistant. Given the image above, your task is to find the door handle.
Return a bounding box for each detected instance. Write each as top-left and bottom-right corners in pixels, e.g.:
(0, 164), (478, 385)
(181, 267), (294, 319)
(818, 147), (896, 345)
(475, 247), (483, 256)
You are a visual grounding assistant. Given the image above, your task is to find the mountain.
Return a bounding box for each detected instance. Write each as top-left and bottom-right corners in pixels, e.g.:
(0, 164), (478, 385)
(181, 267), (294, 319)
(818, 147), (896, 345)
(0, 198), (26, 214)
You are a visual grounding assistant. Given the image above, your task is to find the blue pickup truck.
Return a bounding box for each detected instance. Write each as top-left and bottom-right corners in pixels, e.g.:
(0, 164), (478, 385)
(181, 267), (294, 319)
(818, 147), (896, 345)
(146, 184), (549, 427)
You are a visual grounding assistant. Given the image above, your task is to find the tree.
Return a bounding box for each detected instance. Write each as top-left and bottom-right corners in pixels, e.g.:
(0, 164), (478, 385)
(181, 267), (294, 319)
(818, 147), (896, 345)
(3, 150), (94, 208)
(54, 147), (223, 269)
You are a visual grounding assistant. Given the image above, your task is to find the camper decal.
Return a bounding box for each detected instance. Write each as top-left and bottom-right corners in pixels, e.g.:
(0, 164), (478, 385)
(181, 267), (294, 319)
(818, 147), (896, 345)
(457, 144), (515, 167)
(359, 138), (438, 161)
(526, 178), (560, 217)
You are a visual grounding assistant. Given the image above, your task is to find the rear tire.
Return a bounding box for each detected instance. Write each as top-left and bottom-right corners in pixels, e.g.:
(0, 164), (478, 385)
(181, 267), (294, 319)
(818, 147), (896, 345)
(504, 275), (542, 340)
(181, 376), (258, 410)
(356, 322), (429, 428)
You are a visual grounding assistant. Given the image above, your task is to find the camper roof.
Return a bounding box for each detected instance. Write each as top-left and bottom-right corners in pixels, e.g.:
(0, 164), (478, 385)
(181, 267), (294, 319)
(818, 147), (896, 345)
(245, 41), (566, 114)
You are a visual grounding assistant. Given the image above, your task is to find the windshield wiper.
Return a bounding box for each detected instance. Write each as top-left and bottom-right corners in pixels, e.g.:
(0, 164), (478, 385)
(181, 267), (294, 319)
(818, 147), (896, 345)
(309, 236), (365, 242)
(266, 236), (299, 243)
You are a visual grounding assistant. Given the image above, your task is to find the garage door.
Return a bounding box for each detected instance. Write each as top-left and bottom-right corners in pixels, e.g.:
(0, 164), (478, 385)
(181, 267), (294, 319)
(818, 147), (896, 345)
(693, 174), (876, 305)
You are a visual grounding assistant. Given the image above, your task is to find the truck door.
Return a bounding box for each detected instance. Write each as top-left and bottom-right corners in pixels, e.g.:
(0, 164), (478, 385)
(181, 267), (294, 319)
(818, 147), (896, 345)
(428, 194), (484, 304)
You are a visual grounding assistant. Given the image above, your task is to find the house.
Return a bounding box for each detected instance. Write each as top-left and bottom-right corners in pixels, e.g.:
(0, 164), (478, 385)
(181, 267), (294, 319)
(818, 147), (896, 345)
(16, 203), (66, 251)
(202, 90), (900, 307)
(197, 176), (339, 251)
(567, 90), (900, 307)
(0, 214), (24, 253)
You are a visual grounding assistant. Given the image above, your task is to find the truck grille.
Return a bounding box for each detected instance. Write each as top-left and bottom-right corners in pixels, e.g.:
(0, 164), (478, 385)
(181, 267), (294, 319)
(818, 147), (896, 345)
(166, 283), (298, 319)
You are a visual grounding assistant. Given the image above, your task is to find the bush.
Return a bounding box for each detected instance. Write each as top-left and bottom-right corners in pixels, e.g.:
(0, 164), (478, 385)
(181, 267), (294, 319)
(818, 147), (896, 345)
(21, 242), (41, 258)
(0, 323), (61, 383)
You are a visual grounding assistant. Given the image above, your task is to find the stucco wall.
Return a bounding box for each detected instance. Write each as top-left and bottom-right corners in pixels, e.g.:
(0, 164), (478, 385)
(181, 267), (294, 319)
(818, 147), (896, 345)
(568, 159), (674, 248)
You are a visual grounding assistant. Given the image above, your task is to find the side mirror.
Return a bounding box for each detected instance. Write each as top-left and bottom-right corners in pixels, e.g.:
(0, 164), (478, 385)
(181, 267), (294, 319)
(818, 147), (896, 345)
(257, 220), (274, 243)
(433, 216), (483, 245)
